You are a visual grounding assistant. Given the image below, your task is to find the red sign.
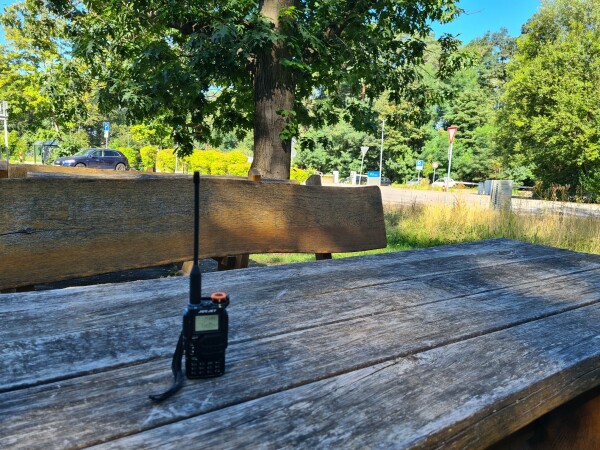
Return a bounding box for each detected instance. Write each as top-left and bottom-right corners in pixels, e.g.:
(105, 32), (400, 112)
(448, 126), (458, 144)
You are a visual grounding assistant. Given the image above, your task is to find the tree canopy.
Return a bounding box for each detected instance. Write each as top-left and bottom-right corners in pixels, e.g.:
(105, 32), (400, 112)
(3, 0), (464, 178)
(496, 0), (600, 194)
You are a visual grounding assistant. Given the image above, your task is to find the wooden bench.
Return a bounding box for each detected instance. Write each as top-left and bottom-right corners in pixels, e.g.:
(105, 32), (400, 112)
(0, 172), (386, 291)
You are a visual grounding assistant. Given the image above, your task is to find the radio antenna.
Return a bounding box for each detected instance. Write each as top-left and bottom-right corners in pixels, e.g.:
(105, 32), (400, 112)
(190, 172), (202, 304)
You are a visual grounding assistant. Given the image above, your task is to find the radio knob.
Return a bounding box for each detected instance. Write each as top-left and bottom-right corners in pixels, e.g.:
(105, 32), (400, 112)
(211, 292), (227, 303)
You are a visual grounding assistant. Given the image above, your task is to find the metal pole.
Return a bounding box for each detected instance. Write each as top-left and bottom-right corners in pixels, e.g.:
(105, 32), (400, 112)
(4, 118), (9, 163)
(359, 154), (365, 179)
(446, 142), (453, 192)
(359, 145), (368, 180)
(379, 119), (385, 186)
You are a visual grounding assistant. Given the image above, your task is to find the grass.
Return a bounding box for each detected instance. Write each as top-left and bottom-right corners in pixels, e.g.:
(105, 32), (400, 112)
(385, 201), (600, 254)
(251, 201), (600, 266)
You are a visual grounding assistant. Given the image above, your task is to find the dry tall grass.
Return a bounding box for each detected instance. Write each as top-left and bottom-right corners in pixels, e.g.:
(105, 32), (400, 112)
(252, 201), (600, 267)
(386, 201), (600, 255)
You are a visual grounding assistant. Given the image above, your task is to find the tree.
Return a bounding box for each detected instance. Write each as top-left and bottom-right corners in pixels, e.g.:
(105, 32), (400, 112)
(0, 29), (54, 134)
(421, 29), (516, 182)
(496, 0), (600, 195)
(5, 0), (464, 178)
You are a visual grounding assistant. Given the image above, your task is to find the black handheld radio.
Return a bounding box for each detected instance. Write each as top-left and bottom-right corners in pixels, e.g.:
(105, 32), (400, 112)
(183, 171), (229, 377)
(149, 172), (229, 402)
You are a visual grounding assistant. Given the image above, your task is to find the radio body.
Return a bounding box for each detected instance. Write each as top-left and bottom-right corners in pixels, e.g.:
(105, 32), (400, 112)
(183, 293), (229, 378)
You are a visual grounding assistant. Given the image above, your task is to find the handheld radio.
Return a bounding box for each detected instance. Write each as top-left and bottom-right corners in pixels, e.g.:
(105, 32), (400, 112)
(149, 172), (230, 402)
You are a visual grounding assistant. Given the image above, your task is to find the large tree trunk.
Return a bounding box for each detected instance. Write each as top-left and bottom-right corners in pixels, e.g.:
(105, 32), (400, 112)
(252, 0), (296, 180)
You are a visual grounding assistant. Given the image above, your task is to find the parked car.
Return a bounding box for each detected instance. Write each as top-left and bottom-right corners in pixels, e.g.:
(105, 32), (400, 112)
(54, 148), (129, 170)
(340, 175), (390, 186)
(432, 177), (457, 188)
(406, 178), (420, 185)
(340, 174), (368, 185)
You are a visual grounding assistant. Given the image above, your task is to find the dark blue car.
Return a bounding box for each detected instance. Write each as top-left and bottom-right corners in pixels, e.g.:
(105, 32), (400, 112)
(54, 148), (129, 170)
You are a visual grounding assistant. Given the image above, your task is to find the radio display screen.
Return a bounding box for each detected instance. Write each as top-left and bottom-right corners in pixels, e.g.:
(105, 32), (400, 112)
(195, 315), (219, 332)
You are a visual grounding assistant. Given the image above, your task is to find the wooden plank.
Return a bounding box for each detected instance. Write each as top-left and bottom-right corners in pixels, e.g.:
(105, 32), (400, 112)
(490, 388), (600, 449)
(0, 291), (600, 448)
(1, 251), (600, 447)
(88, 304), (600, 450)
(7, 163), (136, 178)
(0, 176), (386, 289)
(1, 241), (598, 391)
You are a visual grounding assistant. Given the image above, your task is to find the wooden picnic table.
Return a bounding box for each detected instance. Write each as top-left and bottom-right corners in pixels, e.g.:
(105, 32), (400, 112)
(1, 239), (600, 449)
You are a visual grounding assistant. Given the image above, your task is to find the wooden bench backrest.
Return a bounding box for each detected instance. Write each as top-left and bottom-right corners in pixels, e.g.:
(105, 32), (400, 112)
(0, 175), (386, 290)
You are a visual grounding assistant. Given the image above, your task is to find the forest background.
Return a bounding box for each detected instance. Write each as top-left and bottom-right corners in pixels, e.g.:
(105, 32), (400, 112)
(1, 0), (599, 200)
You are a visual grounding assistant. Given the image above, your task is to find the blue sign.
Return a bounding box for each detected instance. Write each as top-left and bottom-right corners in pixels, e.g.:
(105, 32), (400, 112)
(367, 171), (380, 178)
(416, 159), (424, 170)
(103, 122), (110, 132)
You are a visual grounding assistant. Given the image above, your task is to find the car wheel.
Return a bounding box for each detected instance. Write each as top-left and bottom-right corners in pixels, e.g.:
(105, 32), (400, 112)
(75, 163), (86, 168)
(115, 163), (126, 171)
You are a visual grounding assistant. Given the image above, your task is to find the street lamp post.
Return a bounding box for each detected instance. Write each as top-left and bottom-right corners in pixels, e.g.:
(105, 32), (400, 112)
(446, 126), (458, 191)
(432, 161), (439, 183)
(1, 101), (8, 163)
(379, 119), (385, 186)
(359, 146), (369, 180)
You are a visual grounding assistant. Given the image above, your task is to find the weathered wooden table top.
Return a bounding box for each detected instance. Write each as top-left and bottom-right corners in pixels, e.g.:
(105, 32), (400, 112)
(1, 239), (600, 449)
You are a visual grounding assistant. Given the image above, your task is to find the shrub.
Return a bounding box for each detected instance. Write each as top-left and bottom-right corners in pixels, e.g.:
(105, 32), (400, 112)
(290, 166), (311, 183)
(156, 148), (176, 173)
(210, 159), (228, 175)
(139, 146), (158, 171)
(226, 150), (248, 165)
(228, 162), (252, 177)
(187, 149), (222, 174)
(187, 149), (251, 175)
(116, 147), (141, 170)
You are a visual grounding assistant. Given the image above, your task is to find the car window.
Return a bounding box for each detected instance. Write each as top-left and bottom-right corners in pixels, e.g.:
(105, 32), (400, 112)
(105, 150), (118, 157)
(91, 150), (103, 157)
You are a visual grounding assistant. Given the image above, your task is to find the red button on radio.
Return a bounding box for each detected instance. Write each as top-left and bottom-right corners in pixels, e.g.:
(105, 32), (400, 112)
(211, 292), (227, 303)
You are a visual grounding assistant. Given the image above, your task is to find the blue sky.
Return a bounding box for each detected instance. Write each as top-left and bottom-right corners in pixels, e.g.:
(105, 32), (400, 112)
(432, 0), (542, 43)
(0, 0), (541, 45)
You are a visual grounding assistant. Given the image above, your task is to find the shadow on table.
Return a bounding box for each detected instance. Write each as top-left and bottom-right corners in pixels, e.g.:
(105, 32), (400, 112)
(34, 258), (268, 291)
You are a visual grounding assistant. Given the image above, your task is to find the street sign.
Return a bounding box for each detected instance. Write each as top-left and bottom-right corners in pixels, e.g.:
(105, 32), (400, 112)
(416, 159), (424, 170)
(367, 171), (380, 178)
(103, 121), (110, 147)
(432, 161), (439, 169)
(448, 126), (458, 144)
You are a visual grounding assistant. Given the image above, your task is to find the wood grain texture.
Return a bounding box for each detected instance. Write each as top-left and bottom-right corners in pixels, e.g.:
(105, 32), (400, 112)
(2, 284), (600, 449)
(6, 163), (192, 178)
(2, 240), (597, 391)
(0, 241), (600, 449)
(6, 163), (138, 178)
(89, 304), (600, 450)
(0, 176), (385, 289)
(490, 388), (600, 449)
